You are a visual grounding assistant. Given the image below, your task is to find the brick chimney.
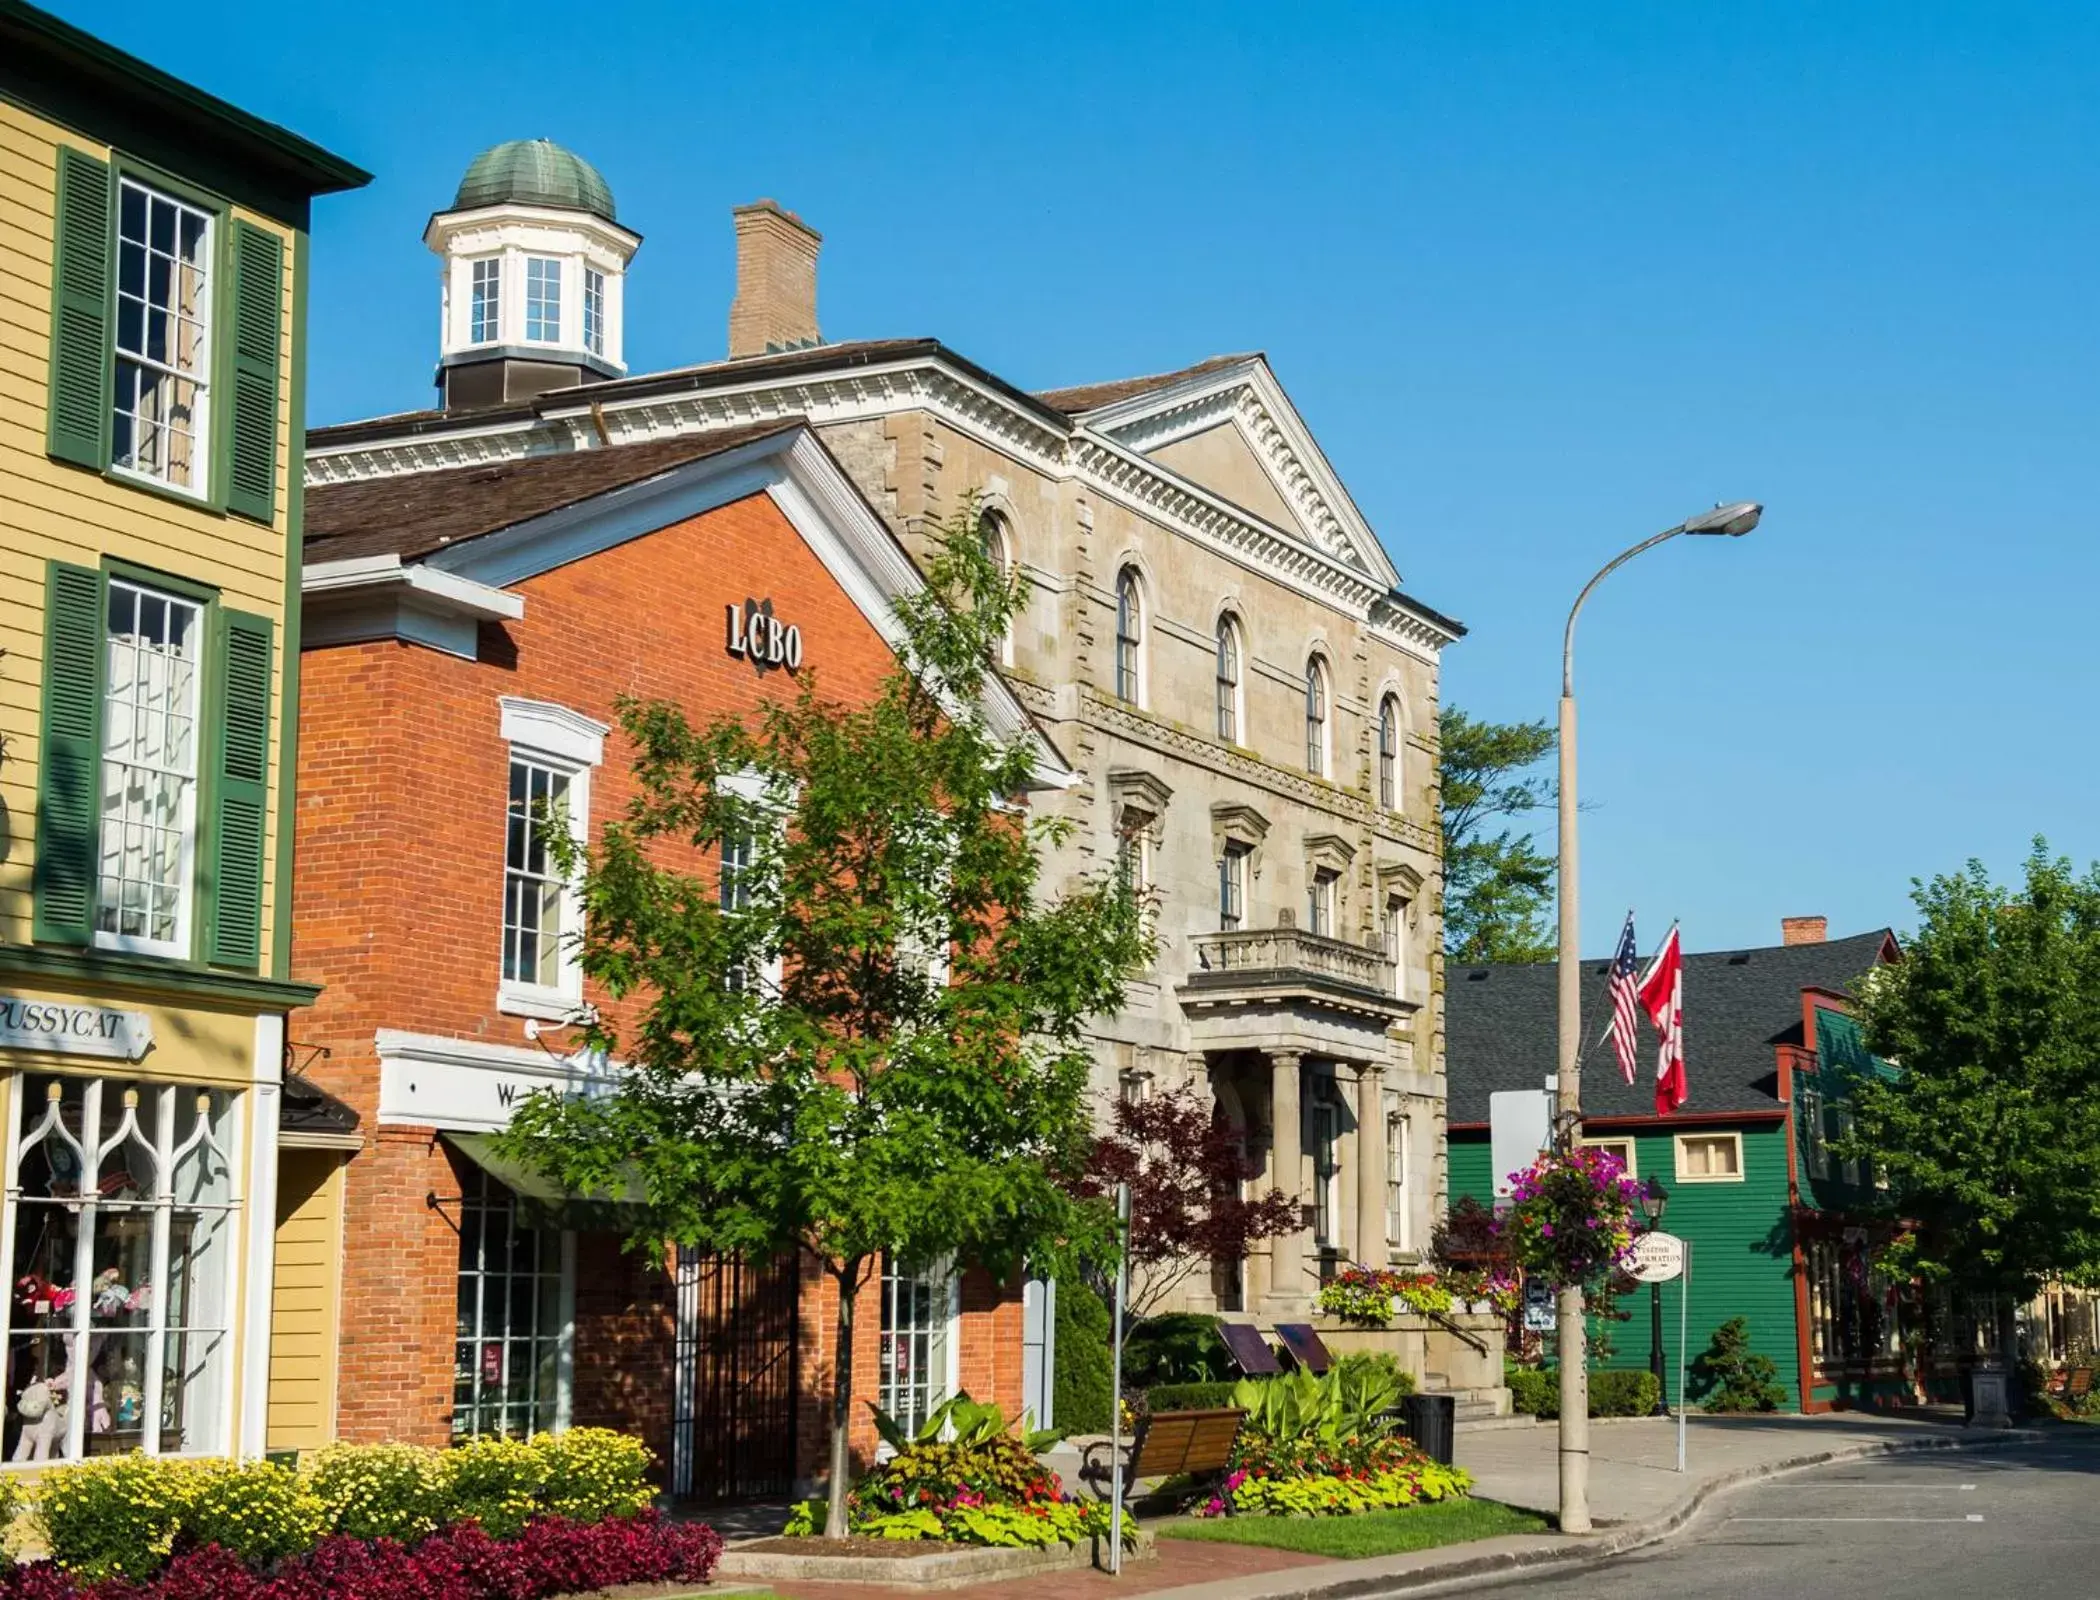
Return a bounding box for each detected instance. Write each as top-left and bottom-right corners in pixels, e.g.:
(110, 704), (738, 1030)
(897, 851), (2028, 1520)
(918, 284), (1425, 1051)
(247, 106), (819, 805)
(728, 199), (821, 359)
(1781, 915), (1827, 946)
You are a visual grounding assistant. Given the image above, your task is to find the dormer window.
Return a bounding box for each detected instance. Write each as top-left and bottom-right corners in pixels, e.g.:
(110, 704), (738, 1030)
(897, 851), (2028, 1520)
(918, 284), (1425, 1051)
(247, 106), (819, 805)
(525, 257), (562, 342)
(470, 259), (501, 344)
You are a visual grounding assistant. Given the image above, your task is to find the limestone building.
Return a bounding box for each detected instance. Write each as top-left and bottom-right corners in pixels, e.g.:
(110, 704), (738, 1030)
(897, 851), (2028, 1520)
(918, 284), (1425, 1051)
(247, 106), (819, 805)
(304, 144), (1463, 1328)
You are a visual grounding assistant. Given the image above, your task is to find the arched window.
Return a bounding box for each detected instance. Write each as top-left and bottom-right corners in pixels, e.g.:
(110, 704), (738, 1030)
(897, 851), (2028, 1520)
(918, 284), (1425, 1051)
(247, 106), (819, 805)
(1378, 695), (1400, 810)
(1114, 569), (1143, 704)
(1304, 656), (1329, 776)
(978, 509), (1014, 665)
(1214, 616), (1242, 742)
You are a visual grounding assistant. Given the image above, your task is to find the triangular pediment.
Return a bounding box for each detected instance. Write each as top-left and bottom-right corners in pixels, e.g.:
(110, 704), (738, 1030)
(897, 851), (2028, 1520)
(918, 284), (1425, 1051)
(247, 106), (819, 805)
(1067, 356), (1401, 588)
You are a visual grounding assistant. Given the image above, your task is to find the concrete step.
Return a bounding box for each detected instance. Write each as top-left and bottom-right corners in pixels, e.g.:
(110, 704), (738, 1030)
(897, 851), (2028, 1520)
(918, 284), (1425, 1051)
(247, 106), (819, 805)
(1455, 1412), (1539, 1434)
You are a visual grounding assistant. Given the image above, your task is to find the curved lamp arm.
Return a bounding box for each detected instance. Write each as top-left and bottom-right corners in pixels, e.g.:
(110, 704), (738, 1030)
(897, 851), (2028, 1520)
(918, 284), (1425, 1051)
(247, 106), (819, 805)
(1560, 502), (1762, 697)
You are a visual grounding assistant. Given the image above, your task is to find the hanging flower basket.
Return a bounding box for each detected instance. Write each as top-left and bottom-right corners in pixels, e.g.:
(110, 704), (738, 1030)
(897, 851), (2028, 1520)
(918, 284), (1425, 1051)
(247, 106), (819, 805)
(1492, 1147), (1640, 1291)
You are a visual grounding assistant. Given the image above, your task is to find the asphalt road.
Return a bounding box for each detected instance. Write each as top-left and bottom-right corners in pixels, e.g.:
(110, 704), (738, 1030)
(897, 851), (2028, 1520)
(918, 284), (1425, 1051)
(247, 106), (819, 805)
(1470, 1432), (2100, 1599)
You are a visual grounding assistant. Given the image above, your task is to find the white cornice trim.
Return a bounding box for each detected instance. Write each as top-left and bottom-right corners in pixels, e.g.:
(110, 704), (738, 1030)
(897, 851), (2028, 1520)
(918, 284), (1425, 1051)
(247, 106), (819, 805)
(303, 555), (525, 621)
(303, 351), (1448, 647)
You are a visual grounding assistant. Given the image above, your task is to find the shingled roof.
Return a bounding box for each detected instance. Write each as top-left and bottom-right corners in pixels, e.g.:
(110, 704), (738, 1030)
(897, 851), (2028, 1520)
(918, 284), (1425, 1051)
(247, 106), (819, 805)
(305, 421), (804, 565)
(1445, 929), (1897, 1126)
(1034, 353), (1258, 416)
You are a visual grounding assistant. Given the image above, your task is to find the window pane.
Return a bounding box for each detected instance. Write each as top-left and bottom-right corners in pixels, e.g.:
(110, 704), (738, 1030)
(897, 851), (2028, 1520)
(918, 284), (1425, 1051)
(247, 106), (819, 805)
(525, 257), (562, 343)
(97, 583), (202, 956)
(112, 180), (211, 492)
(503, 758), (573, 990)
(453, 1182), (565, 1441)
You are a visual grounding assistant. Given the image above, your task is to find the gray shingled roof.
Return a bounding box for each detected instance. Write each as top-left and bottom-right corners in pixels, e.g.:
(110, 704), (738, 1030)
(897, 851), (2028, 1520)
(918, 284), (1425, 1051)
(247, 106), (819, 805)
(1445, 929), (1895, 1125)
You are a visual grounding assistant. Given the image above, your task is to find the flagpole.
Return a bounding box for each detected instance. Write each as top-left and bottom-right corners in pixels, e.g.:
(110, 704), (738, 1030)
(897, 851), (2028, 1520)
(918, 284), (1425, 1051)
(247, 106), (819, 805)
(1555, 503), (1761, 1537)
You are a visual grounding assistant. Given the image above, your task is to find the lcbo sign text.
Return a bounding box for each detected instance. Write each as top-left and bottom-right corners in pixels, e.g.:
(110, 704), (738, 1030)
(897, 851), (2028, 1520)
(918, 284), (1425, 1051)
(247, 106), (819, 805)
(725, 597), (803, 672)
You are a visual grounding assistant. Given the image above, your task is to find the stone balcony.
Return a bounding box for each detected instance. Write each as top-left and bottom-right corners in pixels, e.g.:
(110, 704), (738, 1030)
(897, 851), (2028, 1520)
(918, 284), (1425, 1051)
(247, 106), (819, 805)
(1178, 921), (1412, 1053)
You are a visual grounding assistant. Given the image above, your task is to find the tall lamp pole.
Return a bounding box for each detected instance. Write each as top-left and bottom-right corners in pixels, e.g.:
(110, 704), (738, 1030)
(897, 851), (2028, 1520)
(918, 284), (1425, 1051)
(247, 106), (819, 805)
(1555, 500), (1760, 1534)
(1640, 1178), (1671, 1416)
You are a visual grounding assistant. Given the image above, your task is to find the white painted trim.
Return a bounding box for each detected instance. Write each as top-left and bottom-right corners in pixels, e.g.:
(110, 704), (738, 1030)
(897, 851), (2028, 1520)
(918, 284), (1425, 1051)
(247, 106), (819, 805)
(553, 1232), (578, 1432)
(499, 697), (608, 769)
(1673, 1130), (1746, 1183)
(238, 1013), (284, 1460)
(304, 556), (526, 620)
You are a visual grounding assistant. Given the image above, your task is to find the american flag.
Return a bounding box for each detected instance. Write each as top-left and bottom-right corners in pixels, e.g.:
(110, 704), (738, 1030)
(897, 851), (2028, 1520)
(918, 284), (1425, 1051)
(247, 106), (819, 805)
(1607, 911), (1641, 1084)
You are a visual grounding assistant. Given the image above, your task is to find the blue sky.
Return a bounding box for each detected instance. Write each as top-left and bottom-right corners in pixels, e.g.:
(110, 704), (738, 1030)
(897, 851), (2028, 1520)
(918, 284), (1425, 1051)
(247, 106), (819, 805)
(61, 1), (2100, 955)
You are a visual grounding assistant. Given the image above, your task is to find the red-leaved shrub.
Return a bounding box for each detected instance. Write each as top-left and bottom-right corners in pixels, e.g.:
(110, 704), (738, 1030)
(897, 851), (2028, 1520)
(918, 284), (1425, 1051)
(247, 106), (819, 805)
(0, 1511), (723, 1600)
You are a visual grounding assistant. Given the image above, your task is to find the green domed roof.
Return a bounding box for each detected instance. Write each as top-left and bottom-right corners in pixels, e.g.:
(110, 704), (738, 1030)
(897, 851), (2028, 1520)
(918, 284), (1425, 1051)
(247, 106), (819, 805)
(453, 139), (616, 221)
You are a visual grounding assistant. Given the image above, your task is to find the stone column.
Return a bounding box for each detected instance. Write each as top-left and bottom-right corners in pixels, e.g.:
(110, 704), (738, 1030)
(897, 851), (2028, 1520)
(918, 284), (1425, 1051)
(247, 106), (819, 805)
(1355, 1062), (1387, 1268)
(1264, 1051), (1307, 1311)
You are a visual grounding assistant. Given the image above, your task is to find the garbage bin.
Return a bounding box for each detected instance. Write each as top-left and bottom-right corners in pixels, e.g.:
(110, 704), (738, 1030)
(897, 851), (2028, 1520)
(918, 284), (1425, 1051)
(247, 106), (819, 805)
(1399, 1392), (1456, 1466)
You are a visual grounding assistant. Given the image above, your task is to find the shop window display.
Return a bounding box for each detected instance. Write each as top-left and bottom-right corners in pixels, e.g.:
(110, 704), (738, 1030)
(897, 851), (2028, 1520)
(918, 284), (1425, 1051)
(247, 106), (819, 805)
(5, 1078), (236, 1461)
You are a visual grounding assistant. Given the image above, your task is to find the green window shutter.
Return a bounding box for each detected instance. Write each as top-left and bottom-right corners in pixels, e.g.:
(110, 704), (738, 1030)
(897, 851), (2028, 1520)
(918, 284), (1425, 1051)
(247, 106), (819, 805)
(32, 562), (106, 945)
(206, 609), (273, 968)
(225, 220), (283, 523)
(46, 148), (112, 471)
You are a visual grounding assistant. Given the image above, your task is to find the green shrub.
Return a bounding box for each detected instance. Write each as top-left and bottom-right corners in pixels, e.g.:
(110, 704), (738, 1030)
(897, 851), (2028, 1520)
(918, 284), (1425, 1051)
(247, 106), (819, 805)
(531, 1427), (655, 1524)
(180, 1460), (328, 1567)
(1591, 1370), (1660, 1417)
(1694, 1316), (1789, 1413)
(1122, 1314), (1229, 1387)
(306, 1440), (451, 1542)
(36, 1454), (188, 1581)
(443, 1435), (553, 1538)
(1147, 1381), (1241, 1413)
(1506, 1365), (1555, 1417)
(1332, 1350), (1415, 1400)
(1053, 1278), (1114, 1433)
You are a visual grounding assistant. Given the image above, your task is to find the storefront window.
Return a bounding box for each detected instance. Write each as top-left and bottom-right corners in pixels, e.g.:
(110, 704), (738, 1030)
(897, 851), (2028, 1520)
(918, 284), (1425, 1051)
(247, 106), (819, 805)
(878, 1258), (953, 1439)
(1806, 1232), (1899, 1370)
(4, 1076), (235, 1462)
(452, 1169), (570, 1440)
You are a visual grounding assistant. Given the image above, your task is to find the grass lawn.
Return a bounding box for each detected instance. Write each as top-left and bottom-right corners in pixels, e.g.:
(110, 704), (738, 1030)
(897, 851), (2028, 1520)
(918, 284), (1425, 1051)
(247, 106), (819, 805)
(1158, 1497), (1547, 1559)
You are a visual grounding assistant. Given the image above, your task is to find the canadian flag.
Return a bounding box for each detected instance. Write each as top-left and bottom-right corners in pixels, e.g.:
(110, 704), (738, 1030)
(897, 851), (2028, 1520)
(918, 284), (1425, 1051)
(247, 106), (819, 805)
(1637, 924), (1687, 1115)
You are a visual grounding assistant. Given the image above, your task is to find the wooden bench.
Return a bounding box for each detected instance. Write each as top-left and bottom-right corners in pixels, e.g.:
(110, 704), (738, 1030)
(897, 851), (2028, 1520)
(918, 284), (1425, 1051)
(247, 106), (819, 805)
(2066, 1367), (2094, 1404)
(1116, 1407), (1246, 1495)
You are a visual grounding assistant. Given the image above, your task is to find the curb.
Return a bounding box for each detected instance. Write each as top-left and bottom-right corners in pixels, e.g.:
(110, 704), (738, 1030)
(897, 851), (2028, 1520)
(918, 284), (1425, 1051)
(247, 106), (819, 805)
(1138, 1428), (2044, 1600)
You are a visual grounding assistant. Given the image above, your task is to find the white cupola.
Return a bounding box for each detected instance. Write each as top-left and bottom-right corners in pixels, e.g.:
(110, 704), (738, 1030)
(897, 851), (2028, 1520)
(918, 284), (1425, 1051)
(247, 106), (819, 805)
(423, 139), (641, 410)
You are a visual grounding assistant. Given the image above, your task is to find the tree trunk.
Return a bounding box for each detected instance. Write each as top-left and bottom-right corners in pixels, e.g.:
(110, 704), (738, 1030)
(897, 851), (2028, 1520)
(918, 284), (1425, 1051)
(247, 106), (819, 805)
(825, 1256), (865, 1539)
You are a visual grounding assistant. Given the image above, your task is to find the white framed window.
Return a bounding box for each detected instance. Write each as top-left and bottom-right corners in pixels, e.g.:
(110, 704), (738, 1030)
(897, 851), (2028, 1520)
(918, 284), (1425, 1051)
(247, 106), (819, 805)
(1304, 657), (1329, 777)
(1114, 569), (1143, 705)
(878, 1258), (957, 1440)
(1381, 895), (1407, 999)
(469, 257), (501, 344)
(717, 768), (788, 998)
(978, 509), (1014, 666)
(1803, 1086), (1829, 1180)
(1310, 1086), (1341, 1248)
(524, 256), (562, 343)
(1214, 616), (1242, 743)
(1378, 696), (1400, 810)
(1219, 842), (1248, 932)
(1, 1076), (238, 1461)
(1580, 1136), (1637, 1180)
(452, 1167), (573, 1440)
(1675, 1132), (1743, 1183)
(497, 700), (605, 1020)
(96, 580), (204, 958)
(1384, 1096), (1410, 1252)
(1307, 868), (1337, 938)
(112, 179), (212, 495)
(583, 268), (607, 357)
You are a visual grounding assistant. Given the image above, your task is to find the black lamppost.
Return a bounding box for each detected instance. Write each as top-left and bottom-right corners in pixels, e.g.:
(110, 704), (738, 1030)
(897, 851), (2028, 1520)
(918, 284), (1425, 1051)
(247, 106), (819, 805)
(1639, 1177), (1671, 1416)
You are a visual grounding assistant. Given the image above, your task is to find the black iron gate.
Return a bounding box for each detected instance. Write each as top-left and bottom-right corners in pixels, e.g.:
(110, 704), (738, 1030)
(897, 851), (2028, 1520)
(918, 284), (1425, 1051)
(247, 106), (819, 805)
(669, 1248), (801, 1503)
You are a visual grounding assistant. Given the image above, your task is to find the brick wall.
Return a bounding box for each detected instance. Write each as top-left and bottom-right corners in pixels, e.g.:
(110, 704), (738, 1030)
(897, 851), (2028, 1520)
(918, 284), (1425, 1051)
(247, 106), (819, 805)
(293, 486), (1025, 1474)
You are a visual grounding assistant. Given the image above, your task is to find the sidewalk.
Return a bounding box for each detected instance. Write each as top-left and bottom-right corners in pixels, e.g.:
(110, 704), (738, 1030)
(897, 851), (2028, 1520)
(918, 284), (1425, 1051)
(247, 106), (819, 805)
(736, 1412), (2034, 1600)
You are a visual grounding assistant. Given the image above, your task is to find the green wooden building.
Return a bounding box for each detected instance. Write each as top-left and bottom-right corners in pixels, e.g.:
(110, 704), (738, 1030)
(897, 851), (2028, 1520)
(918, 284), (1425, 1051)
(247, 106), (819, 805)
(1445, 921), (1913, 1412)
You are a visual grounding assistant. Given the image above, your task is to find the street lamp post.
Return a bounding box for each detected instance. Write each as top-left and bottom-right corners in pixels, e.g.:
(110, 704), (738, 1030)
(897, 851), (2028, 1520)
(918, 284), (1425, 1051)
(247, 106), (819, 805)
(1640, 1178), (1670, 1416)
(1555, 500), (1760, 1534)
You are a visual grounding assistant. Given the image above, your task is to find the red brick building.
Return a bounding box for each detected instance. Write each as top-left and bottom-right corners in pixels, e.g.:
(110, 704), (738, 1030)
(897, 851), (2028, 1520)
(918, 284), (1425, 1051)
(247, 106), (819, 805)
(289, 419), (1053, 1499)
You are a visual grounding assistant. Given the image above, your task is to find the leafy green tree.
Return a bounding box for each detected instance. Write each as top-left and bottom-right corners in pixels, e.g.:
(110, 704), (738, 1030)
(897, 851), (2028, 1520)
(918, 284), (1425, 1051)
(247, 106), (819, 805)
(1846, 842), (2100, 1332)
(500, 506), (1145, 1535)
(1440, 708), (1556, 962)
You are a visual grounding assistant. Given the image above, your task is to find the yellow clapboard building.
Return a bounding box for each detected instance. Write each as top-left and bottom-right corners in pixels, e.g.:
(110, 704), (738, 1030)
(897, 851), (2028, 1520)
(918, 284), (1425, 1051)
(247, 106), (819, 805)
(0, 0), (365, 1464)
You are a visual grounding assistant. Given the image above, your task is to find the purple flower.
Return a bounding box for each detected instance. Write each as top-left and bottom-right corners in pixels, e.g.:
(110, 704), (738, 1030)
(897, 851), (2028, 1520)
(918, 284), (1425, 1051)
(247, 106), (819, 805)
(1541, 1223), (1555, 1238)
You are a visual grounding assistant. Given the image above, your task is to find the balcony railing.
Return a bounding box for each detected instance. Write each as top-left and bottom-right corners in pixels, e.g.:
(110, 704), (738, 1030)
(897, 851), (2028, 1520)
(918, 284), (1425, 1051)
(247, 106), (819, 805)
(1186, 924), (1399, 1002)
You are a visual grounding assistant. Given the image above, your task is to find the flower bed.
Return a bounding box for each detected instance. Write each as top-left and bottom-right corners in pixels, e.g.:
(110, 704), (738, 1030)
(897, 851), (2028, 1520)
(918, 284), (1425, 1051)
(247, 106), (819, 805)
(782, 1395), (1121, 1550)
(0, 1430), (722, 1599)
(1315, 1267), (1451, 1327)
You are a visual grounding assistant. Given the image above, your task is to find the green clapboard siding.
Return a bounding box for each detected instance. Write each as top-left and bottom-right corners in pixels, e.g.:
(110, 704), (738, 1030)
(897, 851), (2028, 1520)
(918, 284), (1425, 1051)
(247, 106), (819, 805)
(1449, 1123), (1802, 1408)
